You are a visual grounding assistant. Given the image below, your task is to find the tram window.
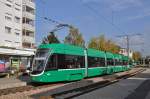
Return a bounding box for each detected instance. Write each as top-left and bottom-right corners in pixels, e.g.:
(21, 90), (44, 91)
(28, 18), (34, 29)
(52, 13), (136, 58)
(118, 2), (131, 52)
(119, 60), (123, 65)
(57, 54), (85, 69)
(123, 61), (128, 65)
(36, 49), (49, 58)
(88, 57), (99, 67)
(57, 54), (66, 69)
(115, 59), (122, 66)
(100, 58), (105, 66)
(76, 56), (85, 68)
(114, 59), (117, 65)
(88, 57), (105, 67)
(46, 54), (57, 70)
(107, 58), (114, 66)
(119, 60), (122, 65)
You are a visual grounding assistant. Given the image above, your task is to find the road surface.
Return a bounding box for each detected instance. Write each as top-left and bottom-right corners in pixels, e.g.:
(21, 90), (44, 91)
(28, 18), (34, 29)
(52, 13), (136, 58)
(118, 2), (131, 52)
(73, 68), (150, 99)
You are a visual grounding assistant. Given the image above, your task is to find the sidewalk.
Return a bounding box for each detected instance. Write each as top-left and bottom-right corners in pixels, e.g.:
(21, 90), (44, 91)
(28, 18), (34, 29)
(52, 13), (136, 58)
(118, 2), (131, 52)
(0, 75), (31, 90)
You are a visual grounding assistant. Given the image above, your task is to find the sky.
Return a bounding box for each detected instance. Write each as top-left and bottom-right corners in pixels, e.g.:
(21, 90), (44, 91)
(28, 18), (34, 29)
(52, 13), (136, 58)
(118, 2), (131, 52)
(35, 0), (150, 56)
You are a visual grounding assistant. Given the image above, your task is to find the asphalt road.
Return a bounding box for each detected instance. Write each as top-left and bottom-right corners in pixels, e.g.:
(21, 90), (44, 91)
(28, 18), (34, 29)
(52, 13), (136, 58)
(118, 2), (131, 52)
(73, 68), (150, 99)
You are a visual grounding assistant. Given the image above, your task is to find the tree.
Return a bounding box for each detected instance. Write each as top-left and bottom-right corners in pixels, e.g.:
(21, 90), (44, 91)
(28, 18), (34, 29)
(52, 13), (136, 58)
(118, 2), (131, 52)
(88, 34), (120, 53)
(42, 32), (60, 44)
(105, 40), (120, 53)
(132, 51), (141, 61)
(97, 35), (107, 51)
(64, 26), (85, 47)
(88, 37), (98, 50)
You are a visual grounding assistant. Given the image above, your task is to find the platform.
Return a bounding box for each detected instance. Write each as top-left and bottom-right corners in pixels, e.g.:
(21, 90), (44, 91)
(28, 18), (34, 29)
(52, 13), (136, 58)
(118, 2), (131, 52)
(0, 76), (30, 90)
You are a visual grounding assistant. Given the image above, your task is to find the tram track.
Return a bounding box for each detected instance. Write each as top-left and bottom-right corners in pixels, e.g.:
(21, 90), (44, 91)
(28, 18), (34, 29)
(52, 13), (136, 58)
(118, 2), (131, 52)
(50, 68), (145, 99)
(0, 68), (145, 98)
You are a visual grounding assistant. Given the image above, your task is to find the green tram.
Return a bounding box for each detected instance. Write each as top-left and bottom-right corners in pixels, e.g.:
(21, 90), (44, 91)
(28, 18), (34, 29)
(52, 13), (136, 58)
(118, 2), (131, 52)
(31, 43), (131, 83)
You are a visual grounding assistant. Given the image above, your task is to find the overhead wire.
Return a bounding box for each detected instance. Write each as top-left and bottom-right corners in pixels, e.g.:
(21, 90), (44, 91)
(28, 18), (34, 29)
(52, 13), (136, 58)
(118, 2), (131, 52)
(79, 0), (126, 34)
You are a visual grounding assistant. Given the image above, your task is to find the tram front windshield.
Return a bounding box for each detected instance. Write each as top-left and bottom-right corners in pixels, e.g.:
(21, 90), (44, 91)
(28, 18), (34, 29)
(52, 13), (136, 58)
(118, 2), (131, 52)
(31, 49), (49, 74)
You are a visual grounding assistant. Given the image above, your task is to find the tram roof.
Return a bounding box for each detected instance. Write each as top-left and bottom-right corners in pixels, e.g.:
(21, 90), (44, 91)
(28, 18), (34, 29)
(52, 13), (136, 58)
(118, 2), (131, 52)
(122, 55), (129, 61)
(87, 49), (105, 58)
(113, 54), (122, 59)
(39, 43), (105, 57)
(39, 43), (85, 56)
(106, 52), (114, 59)
(38, 44), (129, 60)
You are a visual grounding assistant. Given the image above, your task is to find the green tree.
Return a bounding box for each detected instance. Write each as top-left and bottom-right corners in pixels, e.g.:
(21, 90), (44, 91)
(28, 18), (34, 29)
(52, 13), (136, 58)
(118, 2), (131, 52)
(42, 32), (60, 44)
(64, 26), (85, 47)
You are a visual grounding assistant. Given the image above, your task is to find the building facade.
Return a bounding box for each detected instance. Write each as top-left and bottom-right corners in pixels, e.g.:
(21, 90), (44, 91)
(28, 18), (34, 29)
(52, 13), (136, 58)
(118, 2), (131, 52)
(22, 0), (35, 48)
(0, 0), (35, 71)
(119, 48), (133, 59)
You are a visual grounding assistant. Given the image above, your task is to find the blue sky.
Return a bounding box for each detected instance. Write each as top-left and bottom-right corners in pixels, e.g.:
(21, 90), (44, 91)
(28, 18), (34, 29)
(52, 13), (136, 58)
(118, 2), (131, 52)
(35, 0), (150, 56)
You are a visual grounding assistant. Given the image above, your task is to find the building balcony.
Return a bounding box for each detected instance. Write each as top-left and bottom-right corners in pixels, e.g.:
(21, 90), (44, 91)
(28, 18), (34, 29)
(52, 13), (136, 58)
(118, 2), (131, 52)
(22, 36), (35, 43)
(23, 0), (35, 9)
(23, 23), (35, 32)
(23, 11), (35, 19)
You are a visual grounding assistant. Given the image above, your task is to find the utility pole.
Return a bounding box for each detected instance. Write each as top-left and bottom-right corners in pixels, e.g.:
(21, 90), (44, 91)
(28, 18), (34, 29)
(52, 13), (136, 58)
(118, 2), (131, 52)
(117, 34), (130, 58)
(126, 35), (129, 58)
(117, 33), (142, 65)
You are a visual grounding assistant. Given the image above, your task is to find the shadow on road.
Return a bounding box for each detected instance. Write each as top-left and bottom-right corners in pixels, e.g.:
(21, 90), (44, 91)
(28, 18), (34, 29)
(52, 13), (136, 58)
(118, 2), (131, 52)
(125, 80), (150, 99)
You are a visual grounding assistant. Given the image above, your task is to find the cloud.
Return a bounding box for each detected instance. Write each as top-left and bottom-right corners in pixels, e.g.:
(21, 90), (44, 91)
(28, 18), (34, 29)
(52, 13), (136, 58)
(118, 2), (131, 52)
(127, 9), (150, 20)
(108, 0), (142, 11)
(82, 0), (143, 11)
(83, 0), (150, 21)
(82, 0), (100, 3)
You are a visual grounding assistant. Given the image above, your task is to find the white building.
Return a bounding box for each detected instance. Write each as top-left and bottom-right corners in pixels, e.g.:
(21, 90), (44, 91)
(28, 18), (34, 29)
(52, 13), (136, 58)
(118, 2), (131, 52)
(22, 0), (35, 48)
(0, 0), (36, 70)
(119, 48), (133, 59)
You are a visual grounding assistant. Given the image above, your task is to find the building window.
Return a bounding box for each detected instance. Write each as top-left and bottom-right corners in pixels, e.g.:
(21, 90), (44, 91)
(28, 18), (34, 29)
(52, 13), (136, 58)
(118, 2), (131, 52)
(22, 42), (31, 48)
(15, 42), (20, 44)
(15, 42), (20, 47)
(5, 13), (12, 16)
(14, 16), (20, 23)
(5, 40), (11, 42)
(15, 8), (21, 11)
(15, 3), (21, 7)
(30, 0), (34, 3)
(15, 29), (21, 31)
(5, 3), (12, 7)
(7, 0), (12, 3)
(15, 32), (20, 36)
(5, 26), (11, 34)
(25, 6), (35, 15)
(5, 16), (12, 21)
(5, 40), (12, 45)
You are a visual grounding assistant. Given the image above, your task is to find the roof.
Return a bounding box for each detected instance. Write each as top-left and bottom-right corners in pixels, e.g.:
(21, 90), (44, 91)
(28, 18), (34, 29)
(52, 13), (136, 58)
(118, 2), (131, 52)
(106, 52), (114, 59)
(122, 56), (129, 61)
(39, 43), (85, 56)
(87, 49), (105, 58)
(113, 54), (122, 59)
(38, 44), (129, 60)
